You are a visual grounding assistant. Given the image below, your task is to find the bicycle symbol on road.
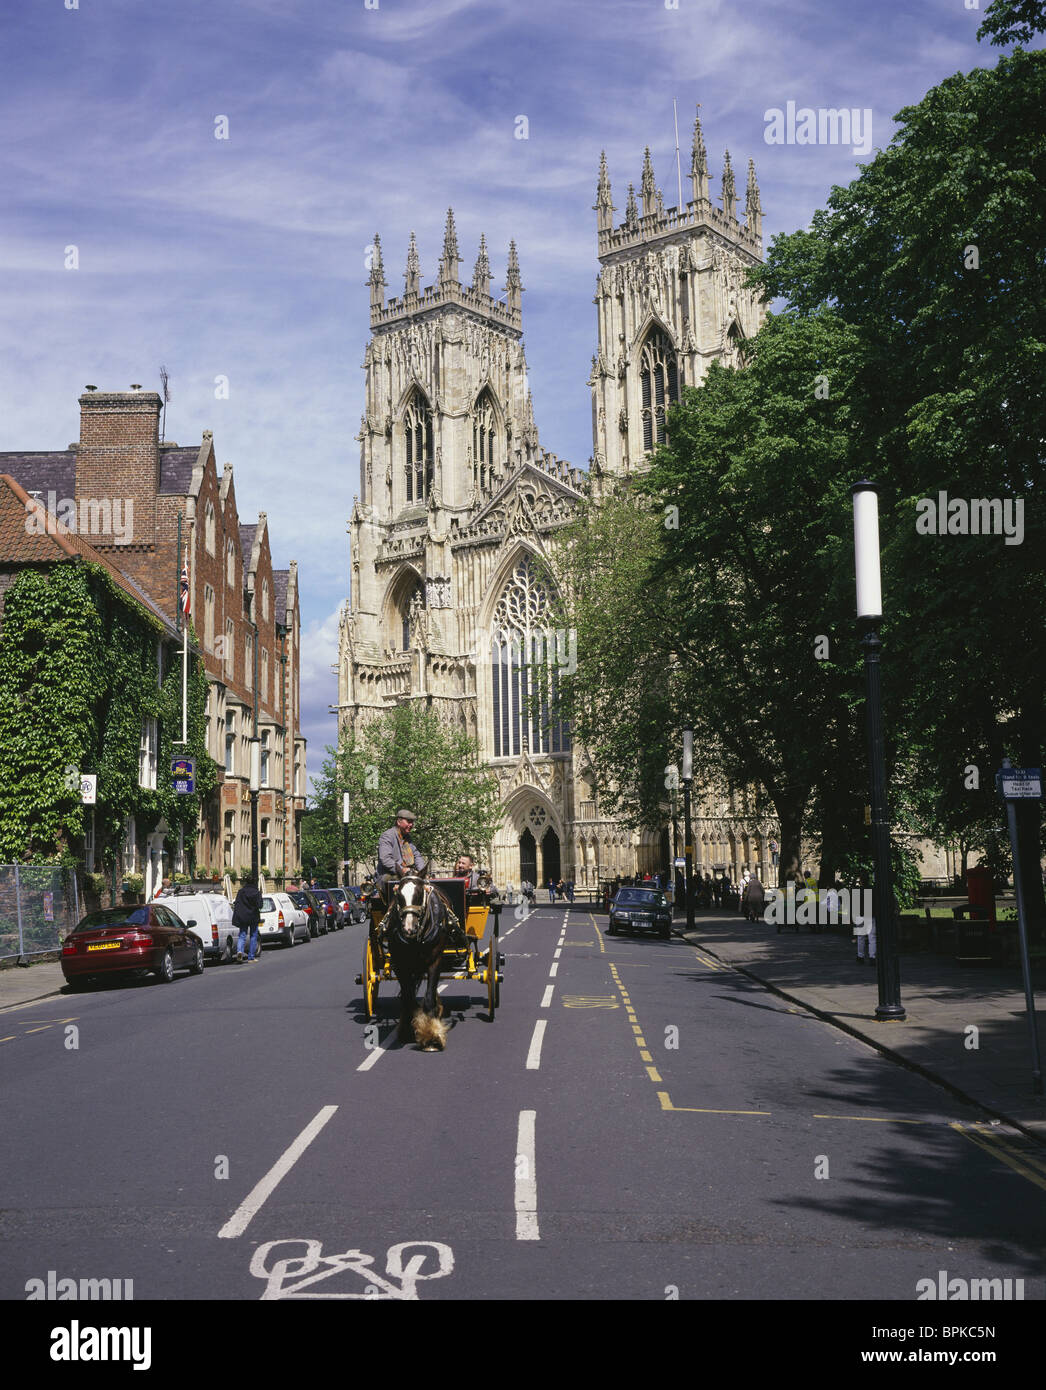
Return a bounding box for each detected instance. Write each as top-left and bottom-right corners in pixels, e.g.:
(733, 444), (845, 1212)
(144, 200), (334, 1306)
(250, 1238), (454, 1300)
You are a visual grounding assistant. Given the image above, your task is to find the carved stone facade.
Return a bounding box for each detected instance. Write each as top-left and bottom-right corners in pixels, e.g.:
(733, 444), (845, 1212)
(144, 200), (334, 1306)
(338, 117), (776, 889)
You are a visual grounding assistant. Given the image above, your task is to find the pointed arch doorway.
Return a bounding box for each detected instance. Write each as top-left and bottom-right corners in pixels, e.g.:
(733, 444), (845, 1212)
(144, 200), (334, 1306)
(519, 828), (537, 887)
(541, 827), (561, 887)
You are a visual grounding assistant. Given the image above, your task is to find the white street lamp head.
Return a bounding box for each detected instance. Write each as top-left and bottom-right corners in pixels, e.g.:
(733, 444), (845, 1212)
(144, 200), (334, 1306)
(249, 738), (261, 793)
(682, 728), (693, 783)
(852, 480), (883, 620)
(342, 792), (351, 824)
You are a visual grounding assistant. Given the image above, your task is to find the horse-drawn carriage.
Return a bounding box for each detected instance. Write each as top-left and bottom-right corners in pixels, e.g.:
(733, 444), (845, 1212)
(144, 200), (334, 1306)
(356, 874), (503, 1045)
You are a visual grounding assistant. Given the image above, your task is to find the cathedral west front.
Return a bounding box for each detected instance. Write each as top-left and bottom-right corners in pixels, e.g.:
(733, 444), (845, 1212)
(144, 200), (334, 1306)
(336, 110), (774, 891)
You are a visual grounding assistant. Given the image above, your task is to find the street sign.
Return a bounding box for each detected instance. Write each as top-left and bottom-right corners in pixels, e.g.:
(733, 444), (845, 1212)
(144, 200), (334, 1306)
(80, 775), (97, 805)
(997, 767), (1042, 800)
(674, 858), (685, 868)
(171, 756), (195, 795)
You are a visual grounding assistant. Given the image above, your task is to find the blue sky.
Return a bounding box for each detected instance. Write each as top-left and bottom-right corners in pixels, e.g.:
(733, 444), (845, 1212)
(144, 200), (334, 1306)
(0, 0), (1012, 789)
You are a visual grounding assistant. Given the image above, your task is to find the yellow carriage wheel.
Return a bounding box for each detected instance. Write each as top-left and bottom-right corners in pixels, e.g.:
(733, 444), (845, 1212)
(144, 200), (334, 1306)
(363, 936), (379, 1019)
(486, 924), (498, 1020)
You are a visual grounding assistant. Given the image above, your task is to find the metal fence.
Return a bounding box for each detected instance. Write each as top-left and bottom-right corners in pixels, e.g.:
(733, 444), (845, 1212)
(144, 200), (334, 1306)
(0, 865), (81, 961)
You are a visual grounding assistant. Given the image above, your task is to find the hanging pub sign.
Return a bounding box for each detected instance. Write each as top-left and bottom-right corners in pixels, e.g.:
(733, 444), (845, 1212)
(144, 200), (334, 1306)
(172, 756), (195, 795)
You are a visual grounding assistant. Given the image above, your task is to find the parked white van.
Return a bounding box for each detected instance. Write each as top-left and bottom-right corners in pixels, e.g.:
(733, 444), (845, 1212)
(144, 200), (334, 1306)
(157, 890), (236, 963)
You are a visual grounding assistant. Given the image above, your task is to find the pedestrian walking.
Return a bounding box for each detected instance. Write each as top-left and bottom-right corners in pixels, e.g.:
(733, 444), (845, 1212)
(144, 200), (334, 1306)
(547, 878), (557, 904)
(566, 879), (575, 904)
(855, 875), (876, 963)
(233, 876), (263, 962)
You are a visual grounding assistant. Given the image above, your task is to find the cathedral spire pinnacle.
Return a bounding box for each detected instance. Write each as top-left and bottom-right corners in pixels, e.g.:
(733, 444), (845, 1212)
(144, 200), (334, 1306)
(439, 208), (461, 287)
(595, 150), (615, 233)
(404, 230), (420, 298)
(368, 233), (386, 311)
(472, 232), (491, 296)
(721, 149), (737, 221)
(624, 182), (639, 231)
(504, 239), (523, 314)
(640, 146), (657, 217)
(745, 157), (762, 240)
(690, 106), (709, 203)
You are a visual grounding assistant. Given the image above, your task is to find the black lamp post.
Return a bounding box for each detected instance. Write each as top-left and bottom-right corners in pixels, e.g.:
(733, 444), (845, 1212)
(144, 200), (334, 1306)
(852, 481), (905, 1022)
(682, 728), (695, 932)
(249, 736), (261, 886)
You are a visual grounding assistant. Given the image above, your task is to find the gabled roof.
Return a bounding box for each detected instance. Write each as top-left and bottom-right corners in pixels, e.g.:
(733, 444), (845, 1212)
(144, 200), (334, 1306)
(240, 523), (257, 570)
(0, 451), (77, 502)
(272, 568), (289, 620)
(0, 474), (180, 637)
(159, 448), (198, 495)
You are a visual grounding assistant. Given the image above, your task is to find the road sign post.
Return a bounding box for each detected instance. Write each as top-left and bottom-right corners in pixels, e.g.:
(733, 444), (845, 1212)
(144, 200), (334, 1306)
(996, 759), (1043, 1095)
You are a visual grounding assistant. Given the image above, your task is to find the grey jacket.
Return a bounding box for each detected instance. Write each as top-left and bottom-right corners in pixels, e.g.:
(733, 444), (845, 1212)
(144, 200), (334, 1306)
(377, 825), (426, 877)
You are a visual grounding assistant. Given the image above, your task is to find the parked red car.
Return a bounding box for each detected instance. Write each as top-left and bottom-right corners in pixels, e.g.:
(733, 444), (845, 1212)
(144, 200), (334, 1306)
(61, 904), (204, 989)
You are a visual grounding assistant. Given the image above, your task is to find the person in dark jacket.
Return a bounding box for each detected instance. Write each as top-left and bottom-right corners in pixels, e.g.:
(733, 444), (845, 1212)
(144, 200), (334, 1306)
(233, 877), (264, 962)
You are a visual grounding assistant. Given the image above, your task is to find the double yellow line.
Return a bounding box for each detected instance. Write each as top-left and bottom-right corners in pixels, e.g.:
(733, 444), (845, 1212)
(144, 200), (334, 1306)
(608, 962), (662, 1085)
(951, 1121), (1046, 1193)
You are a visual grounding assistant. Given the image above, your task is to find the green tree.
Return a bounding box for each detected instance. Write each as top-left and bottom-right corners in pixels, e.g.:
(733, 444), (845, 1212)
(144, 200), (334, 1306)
(555, 310), (892, 885)
(304, 704), (502, 882)
(978, 0), (1046, 45)
(752, 36), (1046, 913)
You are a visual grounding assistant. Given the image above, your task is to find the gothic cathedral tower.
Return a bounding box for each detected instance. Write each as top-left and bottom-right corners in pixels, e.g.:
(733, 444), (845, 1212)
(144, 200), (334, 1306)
(338, 211), (590, 888)
(338, 112), (773, 891)
(589, 110), (766, 494)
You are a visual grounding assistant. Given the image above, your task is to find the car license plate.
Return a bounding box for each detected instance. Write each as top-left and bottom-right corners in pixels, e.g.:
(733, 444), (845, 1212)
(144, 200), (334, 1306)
(86, 941), (123, 952)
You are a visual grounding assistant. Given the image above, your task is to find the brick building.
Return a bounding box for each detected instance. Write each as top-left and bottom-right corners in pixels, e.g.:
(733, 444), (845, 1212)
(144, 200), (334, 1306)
(0, 388), (306, 886)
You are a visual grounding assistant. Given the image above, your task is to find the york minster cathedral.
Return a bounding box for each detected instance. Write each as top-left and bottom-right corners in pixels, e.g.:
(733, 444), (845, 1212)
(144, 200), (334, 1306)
(336, 110), (773, 890)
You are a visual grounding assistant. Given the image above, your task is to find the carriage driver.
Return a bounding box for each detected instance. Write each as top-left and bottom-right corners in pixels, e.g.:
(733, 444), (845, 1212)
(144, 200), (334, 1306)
(376, 811), (427, 897)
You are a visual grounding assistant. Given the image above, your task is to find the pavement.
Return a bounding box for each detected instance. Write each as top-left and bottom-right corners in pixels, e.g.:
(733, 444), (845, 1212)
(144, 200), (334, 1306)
(678, 906), (1046, 1140)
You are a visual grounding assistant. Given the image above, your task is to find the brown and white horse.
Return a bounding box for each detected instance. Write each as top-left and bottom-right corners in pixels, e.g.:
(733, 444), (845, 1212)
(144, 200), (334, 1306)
(386, 867), (450, 1050)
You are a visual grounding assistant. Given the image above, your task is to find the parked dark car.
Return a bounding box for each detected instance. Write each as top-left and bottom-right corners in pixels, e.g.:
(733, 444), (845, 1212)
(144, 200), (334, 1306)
(328, 886), (366, 924)
(61, 904), (204, 988)
(606, 888), (673, 940)
(310, 887), (344, 931)
(289, 889), (327, 937)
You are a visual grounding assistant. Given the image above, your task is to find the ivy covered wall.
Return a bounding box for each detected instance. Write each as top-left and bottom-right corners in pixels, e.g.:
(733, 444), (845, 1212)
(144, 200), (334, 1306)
(0, 560), (215, 868)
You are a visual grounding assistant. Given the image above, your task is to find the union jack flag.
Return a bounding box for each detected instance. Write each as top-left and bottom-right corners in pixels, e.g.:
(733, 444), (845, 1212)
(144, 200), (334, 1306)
(180, 563), (190, 618)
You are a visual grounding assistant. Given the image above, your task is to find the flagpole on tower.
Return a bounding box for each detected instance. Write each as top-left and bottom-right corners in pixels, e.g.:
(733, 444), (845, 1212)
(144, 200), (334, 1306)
(673, 98), (683, 211)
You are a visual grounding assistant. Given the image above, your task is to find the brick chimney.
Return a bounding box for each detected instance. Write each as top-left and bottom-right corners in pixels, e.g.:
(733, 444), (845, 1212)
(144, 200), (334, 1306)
(76, 388), (161, 548)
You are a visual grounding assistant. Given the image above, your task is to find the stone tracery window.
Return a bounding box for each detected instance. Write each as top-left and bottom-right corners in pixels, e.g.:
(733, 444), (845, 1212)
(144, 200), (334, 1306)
(473, 390), (498, 492)
(404, 390), (433, 504)
(639, 328), (679, 452)
(490, 554), (571, 758)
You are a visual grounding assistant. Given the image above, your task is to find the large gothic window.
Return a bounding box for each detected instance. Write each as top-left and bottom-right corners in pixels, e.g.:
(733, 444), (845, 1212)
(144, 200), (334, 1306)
(639, 329), (680, 453)
(403, 391), (433, 504)
(490, 554), (571, 758)
(473, 390), (498, 493)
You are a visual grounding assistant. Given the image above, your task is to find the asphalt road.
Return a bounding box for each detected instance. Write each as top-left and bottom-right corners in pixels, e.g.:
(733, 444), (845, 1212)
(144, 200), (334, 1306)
(2, 903), (1044, 1302)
